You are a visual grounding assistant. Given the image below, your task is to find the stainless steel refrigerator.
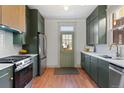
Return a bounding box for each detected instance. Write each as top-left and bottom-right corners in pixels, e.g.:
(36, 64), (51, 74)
(38, 32), (47, 75)
(26, 32), (47, 76)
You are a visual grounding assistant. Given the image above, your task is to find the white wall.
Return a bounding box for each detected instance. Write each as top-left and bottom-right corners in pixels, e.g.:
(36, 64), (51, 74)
(0, 30), (22, 58)
(45, 19), (86, 67)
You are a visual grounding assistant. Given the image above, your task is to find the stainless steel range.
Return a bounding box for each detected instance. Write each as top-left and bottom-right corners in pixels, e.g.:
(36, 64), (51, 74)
(0, 56), (33, 88)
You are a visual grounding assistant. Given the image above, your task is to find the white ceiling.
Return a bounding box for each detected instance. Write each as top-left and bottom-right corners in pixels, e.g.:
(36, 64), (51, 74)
(29, 5), (97, 19)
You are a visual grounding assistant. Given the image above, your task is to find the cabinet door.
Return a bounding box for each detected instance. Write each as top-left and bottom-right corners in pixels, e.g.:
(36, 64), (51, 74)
(93, 17), (99, 44)
(86, 5), (107, 45)
(32, 56), (38, 78)
(86, 20), (90, 45)
(98, 6), (107, 44)
(89, 20), (94, 45)
(27, 9), (38, 44)
(81, 53), (85, 69)
(24, 6), (31, 44)
(0, 66), (13, 88)
(85, 55), (91, 74)
(38, 13), (44, 33)
(86, 18), (92, 45)
(90, 57), (98, 83)
(90, 8), (98, 21)
(98, 59), (109, 88)
(1, 5), (26, 32)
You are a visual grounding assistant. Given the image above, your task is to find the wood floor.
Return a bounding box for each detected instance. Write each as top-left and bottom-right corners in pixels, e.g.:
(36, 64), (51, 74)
(32, 68), (98, 88)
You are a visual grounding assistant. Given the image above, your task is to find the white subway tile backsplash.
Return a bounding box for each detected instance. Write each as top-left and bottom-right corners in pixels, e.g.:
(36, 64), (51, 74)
(0, 30), (22, 58)
(0, 30), (5, 48)
(95, 44), (116, 57)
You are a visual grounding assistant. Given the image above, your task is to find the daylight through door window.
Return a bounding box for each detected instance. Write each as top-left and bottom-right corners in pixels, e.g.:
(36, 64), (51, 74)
(60, 26), (74, 32)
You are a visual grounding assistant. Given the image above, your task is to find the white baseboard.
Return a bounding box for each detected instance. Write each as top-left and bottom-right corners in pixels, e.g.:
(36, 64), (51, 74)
(74, 64), (81, 68)
(47, 64), (81, 68)
(47, 65), (60, 68)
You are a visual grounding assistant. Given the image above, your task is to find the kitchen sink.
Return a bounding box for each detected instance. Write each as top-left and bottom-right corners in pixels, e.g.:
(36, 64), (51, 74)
(99, 55), (124, 60)
(99, 55), (112, 59)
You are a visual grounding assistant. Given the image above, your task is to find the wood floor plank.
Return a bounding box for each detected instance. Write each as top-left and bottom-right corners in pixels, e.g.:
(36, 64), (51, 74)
(32, 68), (98, 88)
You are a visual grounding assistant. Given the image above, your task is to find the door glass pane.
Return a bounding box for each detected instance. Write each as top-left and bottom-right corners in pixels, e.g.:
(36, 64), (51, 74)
(68, 35), (72, 39)
(62, 34), (72, 50)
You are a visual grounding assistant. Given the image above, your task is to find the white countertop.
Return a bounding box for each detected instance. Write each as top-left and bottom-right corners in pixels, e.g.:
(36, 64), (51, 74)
(0, 64), (13, 71)
(19, 54), (38, 57)
(81, 51), (124, 68)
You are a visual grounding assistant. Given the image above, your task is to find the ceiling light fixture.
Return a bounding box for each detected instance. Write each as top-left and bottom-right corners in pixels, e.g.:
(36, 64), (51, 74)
(64, 6), (69, 11)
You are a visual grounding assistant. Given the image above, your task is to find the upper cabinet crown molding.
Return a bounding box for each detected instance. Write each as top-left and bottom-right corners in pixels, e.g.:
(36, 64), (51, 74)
(0, 5), (26, 33)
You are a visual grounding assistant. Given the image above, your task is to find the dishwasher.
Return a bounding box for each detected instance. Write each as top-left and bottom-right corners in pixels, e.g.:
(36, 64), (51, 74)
(109, 63), (124, 88)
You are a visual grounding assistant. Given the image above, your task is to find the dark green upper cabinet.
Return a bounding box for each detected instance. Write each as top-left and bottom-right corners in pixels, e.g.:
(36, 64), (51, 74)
(86, 20), (90, 45)
(89, 19), (95, 45)
(98, 6), (107, 44)
(25, 9), (44, 44)
(38, 13), (44, 34)
(29, 9), (44, 41)
(86, 5), (107, 46)
(23, 8), (44, 53)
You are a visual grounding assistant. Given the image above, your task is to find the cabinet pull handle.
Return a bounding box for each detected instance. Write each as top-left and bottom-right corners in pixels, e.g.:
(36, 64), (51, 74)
(0, 73), (9, 79)
(10, 77), (13, 80)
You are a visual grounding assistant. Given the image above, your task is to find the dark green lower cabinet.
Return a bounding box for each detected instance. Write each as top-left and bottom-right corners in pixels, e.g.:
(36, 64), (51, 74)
(85, 55), (91, 74)
(81, 53), (109, 88)
(97, 59), (109, 88)
(32, 55), (38, 78)
(81, 53), (85, 69)
(0, 66), (13, 88)
(90, 57), (98, 83)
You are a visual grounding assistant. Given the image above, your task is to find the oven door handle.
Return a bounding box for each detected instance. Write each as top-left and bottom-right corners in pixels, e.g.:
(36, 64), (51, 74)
(109, 66), (123, 75)
(15, 62), (32, 72)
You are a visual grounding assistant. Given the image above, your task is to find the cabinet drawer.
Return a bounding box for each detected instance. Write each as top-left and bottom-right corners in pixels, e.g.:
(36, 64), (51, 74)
(0, 66), (13, 88)
(0, 67), (12, 76)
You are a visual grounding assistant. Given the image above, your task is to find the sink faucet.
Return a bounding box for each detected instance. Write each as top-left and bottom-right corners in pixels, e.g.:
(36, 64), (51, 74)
(109, 43), (120, 57)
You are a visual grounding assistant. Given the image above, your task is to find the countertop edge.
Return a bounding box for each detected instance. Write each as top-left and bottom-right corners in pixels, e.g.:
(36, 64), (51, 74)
(18, 54), (38, 57)
(0, 64), (13, 71)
